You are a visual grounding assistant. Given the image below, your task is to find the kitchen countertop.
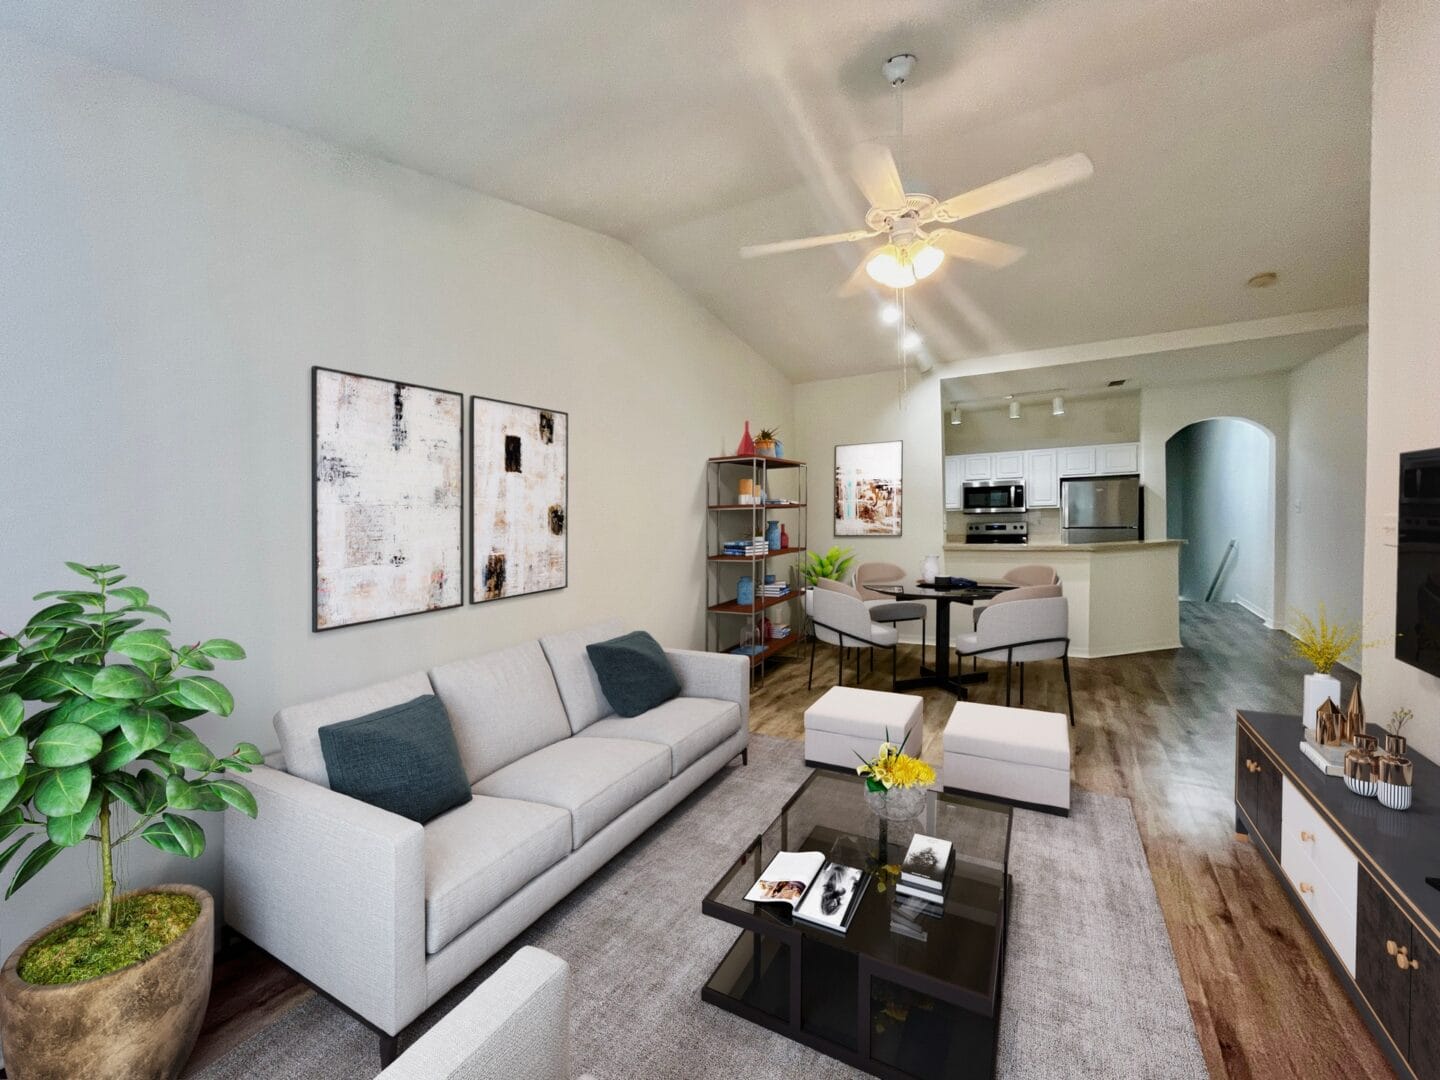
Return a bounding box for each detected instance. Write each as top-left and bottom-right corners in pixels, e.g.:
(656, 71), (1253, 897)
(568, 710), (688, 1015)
(944, 539), (1184, 553)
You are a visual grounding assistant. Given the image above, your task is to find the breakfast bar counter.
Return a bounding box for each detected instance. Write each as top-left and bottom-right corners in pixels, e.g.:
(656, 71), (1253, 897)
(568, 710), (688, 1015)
(943, 539), (1182, 658)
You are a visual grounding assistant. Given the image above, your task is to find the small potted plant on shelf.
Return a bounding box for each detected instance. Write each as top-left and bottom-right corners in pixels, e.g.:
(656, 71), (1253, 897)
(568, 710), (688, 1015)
(0, 562), (262, 1080)
(855, 735), (936, 821)
(754, 427), (781, 458)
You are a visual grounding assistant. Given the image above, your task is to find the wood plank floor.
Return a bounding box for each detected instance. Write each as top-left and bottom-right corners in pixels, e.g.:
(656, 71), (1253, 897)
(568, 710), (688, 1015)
(188, 601), (1394, 1078)
(753, 601), (1393, 1080)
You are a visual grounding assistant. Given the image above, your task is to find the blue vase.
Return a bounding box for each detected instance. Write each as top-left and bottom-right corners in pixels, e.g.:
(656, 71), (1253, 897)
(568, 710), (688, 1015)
(774, 439), (784, 459)
(737, 576), (754, 606)
(766, 520), (781, 551)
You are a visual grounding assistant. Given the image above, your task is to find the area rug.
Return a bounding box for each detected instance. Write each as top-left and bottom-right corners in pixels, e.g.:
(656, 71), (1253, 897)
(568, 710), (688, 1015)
(191, 734), (1206, 1079)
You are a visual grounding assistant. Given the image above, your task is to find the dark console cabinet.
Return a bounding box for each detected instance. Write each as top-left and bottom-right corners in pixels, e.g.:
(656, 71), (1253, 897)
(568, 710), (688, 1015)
(1237, 711), (1440, 1080)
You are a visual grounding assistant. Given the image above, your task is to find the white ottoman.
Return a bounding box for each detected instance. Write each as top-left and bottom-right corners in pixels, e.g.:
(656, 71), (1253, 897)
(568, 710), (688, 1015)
(943, 700), (1071, 815)
(803, 686), (923, 771)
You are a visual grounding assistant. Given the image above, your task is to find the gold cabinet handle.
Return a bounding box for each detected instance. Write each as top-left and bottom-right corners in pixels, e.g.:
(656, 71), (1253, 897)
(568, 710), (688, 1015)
(1299, 830), (1315, 843)
(1299, 882), (1315, 896)
(1245, 759), (1261, 773)
(1409, 956), (1420, 971)
(1387, 939), (1399, 956)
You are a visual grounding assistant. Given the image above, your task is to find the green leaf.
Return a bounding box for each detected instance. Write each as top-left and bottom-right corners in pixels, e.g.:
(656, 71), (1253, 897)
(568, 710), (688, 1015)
(32, 590), (105, 607)
(0, 806), (24, 844)
(142, 813), (205, 859)
(109, 586), (149, 608)
(91, 665), (156, 701)
(0, 736), (25, 780)
(34, 765), (92, 817)
(0, 835), (32, 878)
(102, 773), (144, 813)
(57, 663), (101, 696)
(68, 699), (127, 735)
(206, 778), (257, 818)
(119, 707), (168, 754)
(169, 741), (218, 772)
(33, 724), (103, 767)
(125, 603), (171, 622)
(170, 676), (234, 716)
(17, 630), (63, 658)
(112, 629), (172, 664)
(45, 789), (102, 848)
(7, 840), (62, 898)
(218, 758), (252, 774)
(233, 742), (264, 765)
(196, 638), (246, 661)
(164, 774), (202, 810)
(0, 666), (29, 694)
(64, 561), (100, 580)
(24, 603), (83, 632)
(0, 775), (21, 813)
(15, 662), (75, 701)
(0, 637), (20, 660)
(178, 652), (215, 672)
(0, 694), (22, 737)
(95, 731), (144, 772)
(136, 769), (167, 814)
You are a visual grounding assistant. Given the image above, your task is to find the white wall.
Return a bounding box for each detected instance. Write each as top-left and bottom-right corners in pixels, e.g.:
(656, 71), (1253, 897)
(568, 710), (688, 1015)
(943, 393), (1140, 454)
(1286, 333), (1368, 639)
(0, 35), (792, 944)
(1361, 0), (1440, 763)
(1165, 419), (1275, 615)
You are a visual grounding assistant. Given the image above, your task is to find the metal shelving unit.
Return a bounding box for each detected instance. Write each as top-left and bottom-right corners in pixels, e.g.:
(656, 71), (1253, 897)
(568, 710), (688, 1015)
(705, 455), (808, 682)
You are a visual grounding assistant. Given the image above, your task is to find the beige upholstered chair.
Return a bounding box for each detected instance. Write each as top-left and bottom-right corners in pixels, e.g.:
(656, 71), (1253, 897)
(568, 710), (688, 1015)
(853, 561), (907, 600)
(966, 582), (1061, 631)
(853, 561), (927, 666)
(954, 596), (1074, 724)
(808, 585), (901, 689)
(1003, 564), (1059, 587)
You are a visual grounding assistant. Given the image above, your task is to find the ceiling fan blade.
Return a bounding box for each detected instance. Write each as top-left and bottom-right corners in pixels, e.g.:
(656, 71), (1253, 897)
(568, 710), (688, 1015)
(927, 229), (1026, 268)
(837, 254), (876, 297)
(931, 153), (1094, 224)
(739, 228), (877, 259)
(850, 141), (907, 211)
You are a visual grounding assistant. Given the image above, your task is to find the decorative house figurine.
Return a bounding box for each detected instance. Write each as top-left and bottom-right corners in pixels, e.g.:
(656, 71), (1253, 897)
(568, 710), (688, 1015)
(1314, 697), (1345, 747)
(1341, 685), (1365, 744)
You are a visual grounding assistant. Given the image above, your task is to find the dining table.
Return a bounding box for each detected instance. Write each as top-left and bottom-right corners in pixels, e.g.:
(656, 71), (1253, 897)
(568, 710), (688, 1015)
(868, 580), (1014, 697)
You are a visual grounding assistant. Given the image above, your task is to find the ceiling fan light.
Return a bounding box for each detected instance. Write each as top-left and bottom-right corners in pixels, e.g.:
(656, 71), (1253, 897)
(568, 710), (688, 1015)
(911, 243), (944, 281)
(1052, 396), (1065, 416)
(1009, 400), (1021, 420)
(879, 303), (901, 325)
(865, 246), (917, 289)
(950, 405), (962, 426)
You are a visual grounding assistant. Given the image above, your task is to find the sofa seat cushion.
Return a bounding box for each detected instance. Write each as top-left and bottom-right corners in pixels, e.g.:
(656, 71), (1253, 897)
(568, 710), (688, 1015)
(471, 738), (670, 849)
(577, 697), (742, 777)
(424, 795), (573, 954)
(539, 618), (624, 734)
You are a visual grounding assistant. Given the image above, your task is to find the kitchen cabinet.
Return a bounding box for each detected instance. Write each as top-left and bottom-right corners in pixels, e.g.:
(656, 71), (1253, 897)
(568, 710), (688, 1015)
(961, 454), (993, 482)
(943, 456), (963, 510)
(1057, 446), (1097, 476)
(1025, 449), (1059, 508)
(992, 451), (1025, 480)
(1097, 443), (1140, 474)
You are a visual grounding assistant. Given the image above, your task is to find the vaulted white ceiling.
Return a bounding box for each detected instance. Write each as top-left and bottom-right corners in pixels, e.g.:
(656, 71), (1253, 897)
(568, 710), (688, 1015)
(1, 0), (1373, 382)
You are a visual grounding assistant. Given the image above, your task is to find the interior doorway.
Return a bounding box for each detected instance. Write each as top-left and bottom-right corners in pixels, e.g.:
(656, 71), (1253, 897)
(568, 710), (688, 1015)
(1164, 417), (1277, 619)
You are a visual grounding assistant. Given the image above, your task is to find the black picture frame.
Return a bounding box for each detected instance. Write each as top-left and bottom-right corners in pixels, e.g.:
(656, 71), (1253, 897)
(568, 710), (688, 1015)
(833, 440), (904, 537)
(312, 365), (466, 631)
(469, 394), (570, 604)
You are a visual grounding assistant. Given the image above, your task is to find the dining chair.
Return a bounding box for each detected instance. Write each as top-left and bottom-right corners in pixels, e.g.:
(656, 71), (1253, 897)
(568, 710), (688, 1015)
(853, 561), (927, 668)
(954, 596), (1074, 724)
(808, 584), (901, 690)
(965, 582), (1061, 632)
(1003, 564), (1059, 587)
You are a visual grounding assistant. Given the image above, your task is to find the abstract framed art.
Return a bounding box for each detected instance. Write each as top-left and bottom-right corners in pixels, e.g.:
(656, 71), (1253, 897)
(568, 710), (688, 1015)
(470, 396), (568, 602)
(834, 440), (903, 536)
(312, 366), (465, 630)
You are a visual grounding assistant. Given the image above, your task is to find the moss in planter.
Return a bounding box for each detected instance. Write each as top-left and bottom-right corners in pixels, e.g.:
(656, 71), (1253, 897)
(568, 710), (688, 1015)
(18, 893), (200, 986)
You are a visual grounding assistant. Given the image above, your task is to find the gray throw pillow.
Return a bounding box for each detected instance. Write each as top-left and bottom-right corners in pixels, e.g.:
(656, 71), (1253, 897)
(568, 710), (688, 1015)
(585, 631), (681, 718)
(319, 694), (471, 823)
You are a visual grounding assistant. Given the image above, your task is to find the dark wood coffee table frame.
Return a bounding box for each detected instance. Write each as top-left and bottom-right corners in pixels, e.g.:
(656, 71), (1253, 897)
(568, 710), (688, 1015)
(700, 773), (1012, 1079)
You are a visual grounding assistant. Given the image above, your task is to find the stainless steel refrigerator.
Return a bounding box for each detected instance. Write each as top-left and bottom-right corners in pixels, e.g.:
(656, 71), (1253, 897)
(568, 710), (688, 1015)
(1060, 475), (1143, 544)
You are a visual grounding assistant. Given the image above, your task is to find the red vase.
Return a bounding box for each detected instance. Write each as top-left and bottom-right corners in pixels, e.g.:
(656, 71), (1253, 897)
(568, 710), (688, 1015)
(780, 524), (790, 549)
(736, 421), (755, 456)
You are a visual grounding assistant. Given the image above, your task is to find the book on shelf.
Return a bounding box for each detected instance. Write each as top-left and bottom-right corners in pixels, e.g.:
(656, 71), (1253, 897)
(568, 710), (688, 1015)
(744, 850), (869, 933)
(729, 644), (767, 656)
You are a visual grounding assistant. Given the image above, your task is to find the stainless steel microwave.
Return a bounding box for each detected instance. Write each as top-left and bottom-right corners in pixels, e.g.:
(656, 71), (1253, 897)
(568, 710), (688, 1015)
(962, 480), (1026, 514)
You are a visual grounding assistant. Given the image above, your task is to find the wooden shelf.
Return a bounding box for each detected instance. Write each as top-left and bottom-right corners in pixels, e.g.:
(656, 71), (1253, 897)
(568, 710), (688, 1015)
(707, 503), (806, 511)
(708, 455), (807, 470)
(707, 546), (806, 562)
(730, 636), (801, 667)
(708, 594), (798, 614)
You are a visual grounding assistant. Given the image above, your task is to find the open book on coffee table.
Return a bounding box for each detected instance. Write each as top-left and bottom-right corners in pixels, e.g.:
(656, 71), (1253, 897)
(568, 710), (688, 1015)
(744, 850), (868, 933)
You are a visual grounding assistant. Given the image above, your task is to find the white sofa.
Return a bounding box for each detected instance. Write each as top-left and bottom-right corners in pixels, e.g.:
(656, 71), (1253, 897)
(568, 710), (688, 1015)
(223, 619), (748, 1065)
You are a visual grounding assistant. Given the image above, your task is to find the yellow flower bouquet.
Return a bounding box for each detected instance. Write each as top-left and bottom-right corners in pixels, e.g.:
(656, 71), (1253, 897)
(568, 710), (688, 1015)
(856, 736), (935, 821)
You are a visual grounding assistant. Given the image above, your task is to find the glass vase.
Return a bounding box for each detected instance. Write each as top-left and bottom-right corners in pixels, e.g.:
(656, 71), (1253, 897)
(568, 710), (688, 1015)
(864, 785), (928, 822)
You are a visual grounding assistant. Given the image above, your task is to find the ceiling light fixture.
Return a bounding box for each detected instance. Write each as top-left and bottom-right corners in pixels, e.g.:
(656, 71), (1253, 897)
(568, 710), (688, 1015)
(1008, 399), (1021, 421)
(1052, 396), (1065, 416)
(865, 241), (945, 290)
(950, 404), (962, 426)
(879, 302), (901, 325)
(901, 329), (922, 352)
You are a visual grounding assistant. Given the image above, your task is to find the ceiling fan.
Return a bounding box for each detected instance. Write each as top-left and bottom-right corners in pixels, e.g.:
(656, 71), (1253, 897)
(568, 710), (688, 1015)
(739, 54), (1094, 294)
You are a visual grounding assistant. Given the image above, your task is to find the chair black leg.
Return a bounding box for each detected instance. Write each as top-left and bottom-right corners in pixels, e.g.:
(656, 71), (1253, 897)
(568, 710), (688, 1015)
(1019, 661), (1025, 704)
(891, 644), (898, 690)
(808, 636), (817, 689)
(1005, 659), (1013, 706)
(1063, 653), (1076, 726)
(742, 747), (749, 765)
(920, 616), (927, 669)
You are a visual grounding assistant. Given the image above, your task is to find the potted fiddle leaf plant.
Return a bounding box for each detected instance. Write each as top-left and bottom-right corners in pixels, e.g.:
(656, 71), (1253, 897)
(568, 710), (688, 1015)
(0, 562), (262, 1080)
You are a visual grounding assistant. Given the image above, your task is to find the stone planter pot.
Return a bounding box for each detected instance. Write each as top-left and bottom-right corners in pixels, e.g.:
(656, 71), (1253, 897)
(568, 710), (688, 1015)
(0, 884), (213, 1080)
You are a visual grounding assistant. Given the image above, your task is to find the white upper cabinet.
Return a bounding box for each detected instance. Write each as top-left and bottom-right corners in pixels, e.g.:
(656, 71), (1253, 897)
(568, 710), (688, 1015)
(992, 451), (1025, 480)
(1096, 443), (1140, 475)
(1057, 446), (1097, 476)
(943, 455), (964, 510)
(961, 454), (994, 482)
(1025, 449), (1059, 507)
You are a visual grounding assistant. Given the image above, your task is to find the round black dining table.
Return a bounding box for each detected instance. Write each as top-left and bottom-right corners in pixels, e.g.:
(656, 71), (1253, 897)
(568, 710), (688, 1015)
(868, 581), (1014, 696)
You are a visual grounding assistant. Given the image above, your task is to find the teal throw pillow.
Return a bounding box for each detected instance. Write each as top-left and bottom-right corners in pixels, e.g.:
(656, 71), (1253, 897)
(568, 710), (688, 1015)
(319, 695), (471, 823)
(586, 631), (681, 718)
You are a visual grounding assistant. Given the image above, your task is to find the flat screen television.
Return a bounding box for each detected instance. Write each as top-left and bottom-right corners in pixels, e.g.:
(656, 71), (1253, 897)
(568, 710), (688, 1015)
(1397, 447), (1440, 676)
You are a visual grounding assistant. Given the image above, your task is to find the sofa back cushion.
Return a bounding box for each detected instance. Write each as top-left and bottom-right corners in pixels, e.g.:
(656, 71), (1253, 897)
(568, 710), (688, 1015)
(274, 670), (435, 788)
(429, 640), (572, 782)
(538, 618), (624, 733)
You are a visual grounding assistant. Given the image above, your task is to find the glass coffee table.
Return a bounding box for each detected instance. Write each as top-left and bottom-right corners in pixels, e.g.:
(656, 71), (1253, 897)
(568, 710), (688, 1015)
(702, 769), (1012, 1080)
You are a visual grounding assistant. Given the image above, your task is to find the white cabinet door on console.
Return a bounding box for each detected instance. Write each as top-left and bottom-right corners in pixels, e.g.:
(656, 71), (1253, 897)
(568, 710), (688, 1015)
(1025, 449), (1059, 507)
(992, 451), (1025, 480)
(962, 454), (993, 482)
(1057, 446), (1097, 476)
(1097, 443), (1140, 474)
(1280, 777), (1358, 975)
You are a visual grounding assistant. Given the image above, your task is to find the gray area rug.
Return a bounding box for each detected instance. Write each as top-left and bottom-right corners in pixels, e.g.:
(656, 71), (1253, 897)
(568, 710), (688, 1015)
(193, 734), (1205, 1079)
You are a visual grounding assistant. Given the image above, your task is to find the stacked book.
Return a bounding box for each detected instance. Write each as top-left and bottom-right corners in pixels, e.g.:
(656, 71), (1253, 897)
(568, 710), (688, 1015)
(890, 892), (942, 942)
(760, 582), (791, 597)
(895, 833), (953, 905)
(722, 537), (769, 557)
(768, 622), (792, 639)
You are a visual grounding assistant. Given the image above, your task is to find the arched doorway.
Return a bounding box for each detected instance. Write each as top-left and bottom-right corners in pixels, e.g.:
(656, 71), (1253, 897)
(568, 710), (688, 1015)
(1164, 417), (1277, 619)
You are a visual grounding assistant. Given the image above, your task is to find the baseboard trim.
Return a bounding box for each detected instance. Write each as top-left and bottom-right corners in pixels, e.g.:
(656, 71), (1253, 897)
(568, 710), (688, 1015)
(1232, 595), (1276, 627)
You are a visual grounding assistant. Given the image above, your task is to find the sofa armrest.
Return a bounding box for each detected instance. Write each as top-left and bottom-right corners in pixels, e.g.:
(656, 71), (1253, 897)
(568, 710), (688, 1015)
(379, 947), (571, 1080)
(665, 648), (749, 728)
(223, 763), (427, 1035)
